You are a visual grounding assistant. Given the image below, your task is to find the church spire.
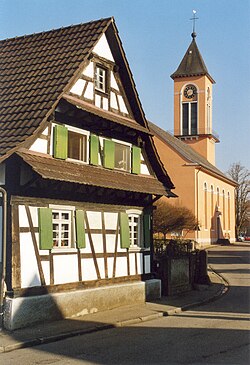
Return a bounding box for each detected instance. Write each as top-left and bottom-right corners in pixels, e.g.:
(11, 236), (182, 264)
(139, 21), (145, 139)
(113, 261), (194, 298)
(170, 11), (215, 84)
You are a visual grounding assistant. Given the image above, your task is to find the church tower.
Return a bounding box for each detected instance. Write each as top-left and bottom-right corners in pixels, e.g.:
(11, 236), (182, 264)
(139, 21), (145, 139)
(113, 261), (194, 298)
(171, 29), (219, 165)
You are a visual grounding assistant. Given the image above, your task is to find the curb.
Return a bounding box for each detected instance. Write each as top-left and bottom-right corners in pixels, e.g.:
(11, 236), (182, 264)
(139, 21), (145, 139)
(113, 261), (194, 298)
(0, 268), (228, 354)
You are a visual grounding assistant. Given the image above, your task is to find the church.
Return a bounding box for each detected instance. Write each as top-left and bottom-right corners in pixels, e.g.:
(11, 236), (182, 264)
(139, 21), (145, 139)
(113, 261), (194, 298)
(150, 29), (237, 247)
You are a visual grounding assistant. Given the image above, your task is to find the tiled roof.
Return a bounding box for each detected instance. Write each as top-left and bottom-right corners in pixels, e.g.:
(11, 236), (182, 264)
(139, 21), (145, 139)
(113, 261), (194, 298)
(149, 121), (236, 186)
(170, 37), (215, 83)
(17, 149), (169, 196)
(0, 18), (112, 160)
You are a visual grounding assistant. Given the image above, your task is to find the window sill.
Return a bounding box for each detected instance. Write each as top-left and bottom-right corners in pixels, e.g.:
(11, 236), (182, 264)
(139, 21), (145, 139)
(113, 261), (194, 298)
(129, 245), (148, 252)
(52, 248), (77, 254)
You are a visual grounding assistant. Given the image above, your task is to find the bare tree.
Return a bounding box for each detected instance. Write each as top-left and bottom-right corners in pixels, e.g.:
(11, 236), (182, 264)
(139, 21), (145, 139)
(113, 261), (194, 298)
(227, 162), (250, 238)
(153, 198), (197, 238)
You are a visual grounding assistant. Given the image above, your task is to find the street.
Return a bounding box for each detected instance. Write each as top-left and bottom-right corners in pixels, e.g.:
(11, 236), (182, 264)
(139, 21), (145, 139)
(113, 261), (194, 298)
(1, 244), (250, 364)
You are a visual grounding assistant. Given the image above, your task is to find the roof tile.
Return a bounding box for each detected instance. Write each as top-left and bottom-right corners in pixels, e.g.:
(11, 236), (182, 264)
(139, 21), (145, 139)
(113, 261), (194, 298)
(0, 18), (112, 159)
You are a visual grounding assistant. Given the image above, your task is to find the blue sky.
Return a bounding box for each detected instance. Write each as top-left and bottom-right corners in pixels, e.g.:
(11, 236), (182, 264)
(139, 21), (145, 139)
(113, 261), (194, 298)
(0, 0), (249, 172)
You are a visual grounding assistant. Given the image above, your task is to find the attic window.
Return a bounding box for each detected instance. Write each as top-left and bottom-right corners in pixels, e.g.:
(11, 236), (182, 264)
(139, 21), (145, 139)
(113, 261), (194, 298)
(95, 66), (106, 92)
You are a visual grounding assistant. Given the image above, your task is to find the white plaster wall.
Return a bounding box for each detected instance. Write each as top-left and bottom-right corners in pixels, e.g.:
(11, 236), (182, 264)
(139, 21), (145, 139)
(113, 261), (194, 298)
(42, 127), (48, 136)
(129, 253), (136, 276)
(29, 138), (47, 154)
(41, 260), (50, 285)
(105, 234), (116, 253)
(91, 233), (103, 253)
(137, 253), (143, 275)
(140, 155), (150, 175)
(117, 95), (128, 114)
(70, 79), (86, 96)
(107, 257), (114, 277)
(84, 235), (92, 254)
(103, 97), (108, 111)
(110, 92), (118, 110)
(19, 205), (29, 227)
(110, 72), (119, 90)
(81, 258), (98, 281)
(20, 232), (41, 288)
(96, 258), (105, 279)
(19, 205), (38, 227)
(115, 257), (128, 277)
(87, 211), (102, 229)
(84, 82), (94, 100)
(95, 94), (101, 108)
(82, 62), (94, 78)
(92, 34), (114, 62)
(104, 212), (117, 230)
(53, 254), (78, 285)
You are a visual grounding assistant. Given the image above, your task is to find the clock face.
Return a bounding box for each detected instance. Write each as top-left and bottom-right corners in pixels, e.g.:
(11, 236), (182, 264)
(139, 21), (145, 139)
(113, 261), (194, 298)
(184, 85), (197, 99)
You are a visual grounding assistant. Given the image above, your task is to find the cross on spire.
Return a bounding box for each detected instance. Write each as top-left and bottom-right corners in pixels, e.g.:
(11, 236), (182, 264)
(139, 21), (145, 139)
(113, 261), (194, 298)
(190, 10), (198, 39)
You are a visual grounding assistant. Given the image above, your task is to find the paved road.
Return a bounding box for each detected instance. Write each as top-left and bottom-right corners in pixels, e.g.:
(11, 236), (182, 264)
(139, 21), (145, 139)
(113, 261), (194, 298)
(1, 244), (250, 364)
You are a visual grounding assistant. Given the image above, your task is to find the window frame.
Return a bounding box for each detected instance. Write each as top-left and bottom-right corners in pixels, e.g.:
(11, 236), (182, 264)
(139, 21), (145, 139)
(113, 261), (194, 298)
(94, 65), (107, 93)
(67, 125), (89, 164)
(127, 209), (143, 248)
(113, 139), (132, 172)
(49, 205), (76, 251)
(181, 84), (198, 136)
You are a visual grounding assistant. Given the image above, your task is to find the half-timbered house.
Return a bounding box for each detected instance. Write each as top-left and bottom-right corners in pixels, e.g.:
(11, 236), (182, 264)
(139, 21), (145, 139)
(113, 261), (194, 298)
(0, 18), (174, 329)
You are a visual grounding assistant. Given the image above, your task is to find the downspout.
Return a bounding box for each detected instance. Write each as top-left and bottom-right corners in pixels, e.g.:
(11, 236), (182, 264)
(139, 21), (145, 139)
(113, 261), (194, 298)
(0, 187), (7, 329)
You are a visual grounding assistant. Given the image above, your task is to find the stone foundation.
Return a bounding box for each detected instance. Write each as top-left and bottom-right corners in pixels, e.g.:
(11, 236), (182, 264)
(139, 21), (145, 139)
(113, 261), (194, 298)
(4, 281), (145, 330)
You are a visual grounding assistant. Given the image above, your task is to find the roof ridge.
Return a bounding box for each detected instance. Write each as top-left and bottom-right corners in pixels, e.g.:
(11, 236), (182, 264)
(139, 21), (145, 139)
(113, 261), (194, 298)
(148, 121), (236, 185)
(0, 17), (113, 43)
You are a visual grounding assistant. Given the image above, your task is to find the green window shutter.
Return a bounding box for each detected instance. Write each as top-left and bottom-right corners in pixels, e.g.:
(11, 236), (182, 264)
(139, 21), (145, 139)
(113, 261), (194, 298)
(143, 212), (151, 248)
(103, 139), (115, 169)
(90, 134), (99, 166)
(53, 124), (68, 159)
(38, 208), (53, 250)
(132, 146), (141, 174)
(119, 212), (130, 249)
(75, 210), (86, 249)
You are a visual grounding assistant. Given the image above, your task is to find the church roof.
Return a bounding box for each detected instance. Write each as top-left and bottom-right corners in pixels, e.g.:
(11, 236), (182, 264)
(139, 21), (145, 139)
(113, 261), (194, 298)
(170, 35), (215, 83)
(149, 121), (237, 186)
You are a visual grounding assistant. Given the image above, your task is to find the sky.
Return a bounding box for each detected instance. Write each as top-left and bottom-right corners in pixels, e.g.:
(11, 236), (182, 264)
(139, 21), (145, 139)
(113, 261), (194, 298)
(0, 0), (249, 172)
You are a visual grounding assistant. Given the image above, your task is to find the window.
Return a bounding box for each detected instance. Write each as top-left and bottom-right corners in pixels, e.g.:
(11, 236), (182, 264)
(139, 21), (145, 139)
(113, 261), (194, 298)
(228, 192), (231, 230)
(103, 139), (140, 174)
(211, 185), (214, 229)
(217, 187), (220, 207)
(182, 84), (197, 136)
(68, 130), (87, 162)
(128, 213), (141, 246)
(222, 190), (225, 230)
(204, 183), (208, 229)
(95, 66), (106, 92)
(52, 210), (72, 248)
(114, 142), (131, 171)
(53, 124), (89, 163)
(38, 207), (86, 250)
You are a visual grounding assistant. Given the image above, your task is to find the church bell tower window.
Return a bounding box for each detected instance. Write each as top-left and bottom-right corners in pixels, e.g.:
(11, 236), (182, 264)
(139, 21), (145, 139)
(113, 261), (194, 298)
(182, 84), (197, 135)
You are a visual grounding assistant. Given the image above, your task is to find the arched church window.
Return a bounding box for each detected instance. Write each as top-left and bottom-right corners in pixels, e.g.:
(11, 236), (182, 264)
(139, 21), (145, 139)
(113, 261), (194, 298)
(228, 192), (231, 230)
(222, 190), (225, 230)
(217, 187), (220, 207)
(182, 84), (197, 136)
(204, 183), (208, 229)
(211, 185), (214, 229)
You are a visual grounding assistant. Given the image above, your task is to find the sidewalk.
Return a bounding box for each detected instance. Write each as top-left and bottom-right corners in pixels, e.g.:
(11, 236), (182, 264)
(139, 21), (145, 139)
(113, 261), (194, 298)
(0, 266), (228, 354)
